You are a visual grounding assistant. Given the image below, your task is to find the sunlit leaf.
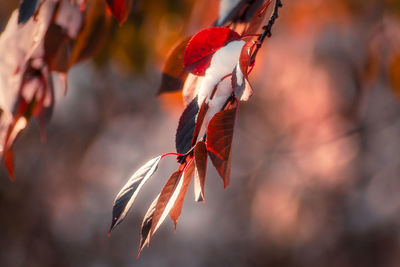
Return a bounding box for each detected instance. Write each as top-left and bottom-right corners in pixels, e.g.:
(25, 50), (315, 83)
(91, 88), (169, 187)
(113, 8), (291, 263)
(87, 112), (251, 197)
(150, 170), (184, 236)
(109, 156), (162, 233)
(158, 36), (192, 95)
(183, 27), (241, 75)
(193, 141), (207, 201)
(206, 101), (238, 188)
(170, 158), (195, 230)
(137, 194), (159, 257)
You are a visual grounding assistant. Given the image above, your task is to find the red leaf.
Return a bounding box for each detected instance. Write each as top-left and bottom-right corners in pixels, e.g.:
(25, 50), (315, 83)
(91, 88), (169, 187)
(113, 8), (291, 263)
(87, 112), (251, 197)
(232, 41), (254, 101)
(106, 0), (132, 24)
(4, 148), (15, 181)
(194, 141), (207, 201)
(206, 100), (238, 188)
(150, 170), (184, 236)
(170, 158), (195, 230)
(158, 36), (192, 95)
(183, 27), (241, 76)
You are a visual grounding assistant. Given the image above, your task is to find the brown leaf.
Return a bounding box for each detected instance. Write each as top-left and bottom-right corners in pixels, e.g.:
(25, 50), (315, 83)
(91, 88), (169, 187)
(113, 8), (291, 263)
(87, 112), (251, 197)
(206, 101), (238, 188)
(137, 194), (159, 257)
(170, 158), (195, 230)
(69, 0), (111, 66)
(150, 170), (184, 236)
(158, 36), (192, 95)
(389, 53), (400, 98)
(193, 141), (207, 201)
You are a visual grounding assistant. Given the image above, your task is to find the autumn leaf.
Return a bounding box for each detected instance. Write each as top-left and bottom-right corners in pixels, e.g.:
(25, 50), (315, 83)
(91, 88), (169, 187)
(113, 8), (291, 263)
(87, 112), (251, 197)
(183, 27), (241, 75)
(150, 170), (184, 236)
(158, 36), (192, 95)
(193, 141), (207, 201)
(137, 194), (159, 257)
(170, 158), (195, 230)
(206, 100), (238, 188)
(106, 0), (133, 24)
(109, 156), (162, 233)
(175, 96), (199, 154)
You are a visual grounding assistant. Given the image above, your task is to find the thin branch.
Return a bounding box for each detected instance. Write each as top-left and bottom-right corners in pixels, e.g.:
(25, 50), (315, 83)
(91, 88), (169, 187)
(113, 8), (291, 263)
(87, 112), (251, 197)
(250, 0), (283, 65)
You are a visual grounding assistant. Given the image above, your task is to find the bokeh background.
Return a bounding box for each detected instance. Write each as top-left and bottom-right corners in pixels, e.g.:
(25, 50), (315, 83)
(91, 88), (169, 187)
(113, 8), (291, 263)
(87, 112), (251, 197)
(1, 0), (400, 266)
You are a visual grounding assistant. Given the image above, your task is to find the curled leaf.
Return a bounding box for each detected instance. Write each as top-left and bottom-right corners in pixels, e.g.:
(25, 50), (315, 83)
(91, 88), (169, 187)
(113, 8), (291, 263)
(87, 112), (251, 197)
(109, 156), (162, 233)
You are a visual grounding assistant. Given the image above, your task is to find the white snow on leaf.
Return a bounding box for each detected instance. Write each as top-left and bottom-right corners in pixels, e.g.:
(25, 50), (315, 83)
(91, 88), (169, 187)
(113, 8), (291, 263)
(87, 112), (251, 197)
(195, 40), (245, 124)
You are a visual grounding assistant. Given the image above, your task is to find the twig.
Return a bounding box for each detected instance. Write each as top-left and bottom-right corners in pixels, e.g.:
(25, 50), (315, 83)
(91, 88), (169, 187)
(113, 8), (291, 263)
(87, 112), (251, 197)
(250, 0), (282, 65)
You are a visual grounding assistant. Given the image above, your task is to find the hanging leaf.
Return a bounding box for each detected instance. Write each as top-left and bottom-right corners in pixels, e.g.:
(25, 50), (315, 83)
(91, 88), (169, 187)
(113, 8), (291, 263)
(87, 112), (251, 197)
(44, 23), (74, 72)
(170, 158), (195, 230)
(193, 141), (207, 201)
(191, 99), (208, 147)
(183, 27), (241, 75)
(206, 100), (238, 188)
(109, 156), (162, 233)
(137, 194), (159, 257)
(18, 0), (38, 24)
(158, 36), (192, 95)
(106, 0), (133, 24)
(69, 0), (111, 66)
(176, 96), (199, 154)
(389, 53), (400, 98)
(150, 170), (184, 236)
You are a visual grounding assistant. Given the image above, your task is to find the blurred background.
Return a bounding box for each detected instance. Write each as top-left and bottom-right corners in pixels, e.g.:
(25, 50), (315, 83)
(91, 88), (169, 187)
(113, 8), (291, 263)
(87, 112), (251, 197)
(1, 0), (400, 266)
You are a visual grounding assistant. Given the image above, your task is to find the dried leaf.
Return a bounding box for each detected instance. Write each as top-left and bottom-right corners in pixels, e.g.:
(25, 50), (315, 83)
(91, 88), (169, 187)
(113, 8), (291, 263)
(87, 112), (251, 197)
(206, 101), (238, 188)
(183, 27), (241, 75)
(109, 156), (162, 233)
